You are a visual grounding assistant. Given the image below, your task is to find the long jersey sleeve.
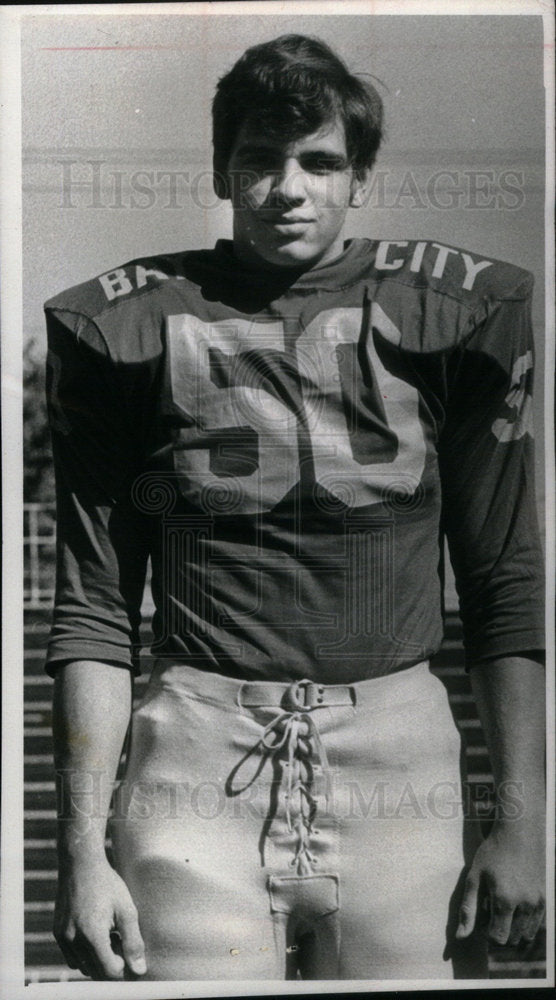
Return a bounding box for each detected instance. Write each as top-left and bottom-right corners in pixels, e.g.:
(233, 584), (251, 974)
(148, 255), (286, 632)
(438, 289), (543, 664)
(46, 311), (150, 672)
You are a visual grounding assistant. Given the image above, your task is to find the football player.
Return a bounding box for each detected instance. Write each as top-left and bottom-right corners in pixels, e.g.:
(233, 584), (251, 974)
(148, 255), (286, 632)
(46, 35), (545, 981)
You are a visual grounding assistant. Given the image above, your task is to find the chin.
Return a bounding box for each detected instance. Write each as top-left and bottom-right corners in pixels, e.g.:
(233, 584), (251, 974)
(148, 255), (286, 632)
(263, 242), (326, 269)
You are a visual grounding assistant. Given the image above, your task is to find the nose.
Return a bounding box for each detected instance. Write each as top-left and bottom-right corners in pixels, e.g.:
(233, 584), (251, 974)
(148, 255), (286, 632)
(270, 157), (306, 206)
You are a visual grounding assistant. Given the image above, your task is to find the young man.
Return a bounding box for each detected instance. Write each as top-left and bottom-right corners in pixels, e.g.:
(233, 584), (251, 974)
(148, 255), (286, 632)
(46, 35), (545, 981)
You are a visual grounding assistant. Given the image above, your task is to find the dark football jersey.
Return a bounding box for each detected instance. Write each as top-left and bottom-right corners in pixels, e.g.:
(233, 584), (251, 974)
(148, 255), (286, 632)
(44, 238), (544, 682)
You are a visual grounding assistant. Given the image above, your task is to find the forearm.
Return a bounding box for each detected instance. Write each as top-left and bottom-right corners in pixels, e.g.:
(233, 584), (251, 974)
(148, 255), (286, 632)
(53, 660), (133, 863)
(469, 655), (545, 824)
(455, 655), (546, 942)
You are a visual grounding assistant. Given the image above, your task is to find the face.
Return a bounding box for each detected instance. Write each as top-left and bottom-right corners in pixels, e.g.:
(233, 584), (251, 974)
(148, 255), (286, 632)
(226, 117), (368, 271)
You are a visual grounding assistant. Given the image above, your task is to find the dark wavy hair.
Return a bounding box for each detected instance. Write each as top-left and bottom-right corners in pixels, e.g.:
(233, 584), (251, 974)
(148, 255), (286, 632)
(212, 34), (384, 198)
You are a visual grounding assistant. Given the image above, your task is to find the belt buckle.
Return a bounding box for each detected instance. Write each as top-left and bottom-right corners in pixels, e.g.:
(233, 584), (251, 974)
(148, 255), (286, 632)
(286, 679), (325, 711)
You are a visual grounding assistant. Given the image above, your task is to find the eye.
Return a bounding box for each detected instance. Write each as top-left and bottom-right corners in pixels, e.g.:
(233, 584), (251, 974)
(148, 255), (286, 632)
(253, 156), (278, 171)
(235, 150), (281, 172)
(300, 155), (348, 175)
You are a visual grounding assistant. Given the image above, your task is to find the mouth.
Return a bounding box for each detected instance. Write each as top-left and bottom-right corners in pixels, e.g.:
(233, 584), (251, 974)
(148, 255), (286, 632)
(263, 217), (314, 236)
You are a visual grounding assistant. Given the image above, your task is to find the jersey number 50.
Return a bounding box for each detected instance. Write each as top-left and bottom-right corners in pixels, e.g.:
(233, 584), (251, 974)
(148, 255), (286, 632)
(166, 307), (427, 513)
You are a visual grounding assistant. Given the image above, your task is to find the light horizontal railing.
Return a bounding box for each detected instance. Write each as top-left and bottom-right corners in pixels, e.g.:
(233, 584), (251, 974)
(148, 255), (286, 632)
(24, 503), (56, 609)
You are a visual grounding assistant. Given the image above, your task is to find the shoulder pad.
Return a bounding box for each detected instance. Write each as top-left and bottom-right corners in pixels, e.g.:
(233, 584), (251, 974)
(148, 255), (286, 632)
(44, 252), (191, 320)
(370, 239), (533, 303)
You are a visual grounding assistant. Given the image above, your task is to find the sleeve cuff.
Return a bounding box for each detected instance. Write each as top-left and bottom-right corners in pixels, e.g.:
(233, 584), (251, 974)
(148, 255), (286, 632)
(463, 629), (546, 672)
(46, 639), (141, 677)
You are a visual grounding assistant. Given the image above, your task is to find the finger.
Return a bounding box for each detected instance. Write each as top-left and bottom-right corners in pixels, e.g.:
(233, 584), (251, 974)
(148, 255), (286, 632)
(522, 903), (545, 943)
(54, 936), (81, 970)
(66, 929), (112, 981)
(78, 940), (109, 981)
(477, 892), (491, 932)
(488, 898), (514, 945)
(507, 904), (535, 946)
(53, 925), (84, 972)
(62, 942), (93, 979)
(74, 957), (92, 980)
(456, 872), (479, 938)
(116, 903), (147, 976)
(86, 931), (125, 980)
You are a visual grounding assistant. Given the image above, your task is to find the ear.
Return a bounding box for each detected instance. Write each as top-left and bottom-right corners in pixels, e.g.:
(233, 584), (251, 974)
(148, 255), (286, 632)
(349, 169), (371, 208)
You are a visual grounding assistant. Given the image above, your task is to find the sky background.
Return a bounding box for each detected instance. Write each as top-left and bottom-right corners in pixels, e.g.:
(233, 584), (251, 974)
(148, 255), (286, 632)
(21, 9), (546, 523)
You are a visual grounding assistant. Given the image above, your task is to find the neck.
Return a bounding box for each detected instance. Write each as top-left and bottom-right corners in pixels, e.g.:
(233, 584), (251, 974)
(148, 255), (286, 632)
(231, 238), (348, 277)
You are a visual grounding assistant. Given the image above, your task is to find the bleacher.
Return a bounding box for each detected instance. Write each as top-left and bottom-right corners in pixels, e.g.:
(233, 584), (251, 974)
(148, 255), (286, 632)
(23, 505), (546, 983)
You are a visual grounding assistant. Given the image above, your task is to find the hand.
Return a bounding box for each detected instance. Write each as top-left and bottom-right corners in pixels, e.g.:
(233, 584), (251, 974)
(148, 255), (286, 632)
(54, 855), (147, 980)
(456, 820), (545, 946)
